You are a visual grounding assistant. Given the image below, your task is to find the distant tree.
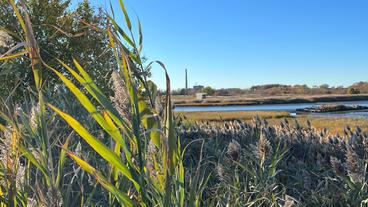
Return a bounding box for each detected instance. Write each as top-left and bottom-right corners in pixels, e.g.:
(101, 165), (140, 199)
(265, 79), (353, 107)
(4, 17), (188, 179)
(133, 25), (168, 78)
(202, 86), (215, 95)
(317, 84), (330, 94)
(179, 88), (186, 95)
(319, 84), (329, 89)
(214, 88), (230, 96)
(351, 82), (368, 93)
(348, 88), (360, 95)
(0, 0), (115, 101)
(292, 84), (309, 94)
(170, 82), (368, 97)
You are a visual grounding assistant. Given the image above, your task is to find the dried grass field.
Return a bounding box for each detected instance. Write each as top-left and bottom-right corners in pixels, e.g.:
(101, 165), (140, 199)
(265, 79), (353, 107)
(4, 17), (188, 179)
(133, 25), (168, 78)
(176, 110), (368, 135)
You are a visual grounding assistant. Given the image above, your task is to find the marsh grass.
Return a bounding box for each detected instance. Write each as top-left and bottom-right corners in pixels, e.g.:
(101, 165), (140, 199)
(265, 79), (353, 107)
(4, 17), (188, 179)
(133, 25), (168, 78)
(176, 111), (290, 122)
(179, 117), (368, 206)
(177, 110), (368, 135)
(1, 0), (368, 206)
(267, 116), (368, 135)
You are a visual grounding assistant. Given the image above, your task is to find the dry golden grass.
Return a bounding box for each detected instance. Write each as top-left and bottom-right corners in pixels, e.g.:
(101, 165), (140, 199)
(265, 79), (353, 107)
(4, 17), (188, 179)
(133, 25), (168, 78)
(267, 116), (368, 135)
(176, 110), (368, 135)
(175, 111), (290, 121)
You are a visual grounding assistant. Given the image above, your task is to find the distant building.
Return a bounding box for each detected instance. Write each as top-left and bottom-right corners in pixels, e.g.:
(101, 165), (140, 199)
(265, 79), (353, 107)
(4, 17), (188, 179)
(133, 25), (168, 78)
(193, 85), (204, 91)
(196, 93), (207, 100)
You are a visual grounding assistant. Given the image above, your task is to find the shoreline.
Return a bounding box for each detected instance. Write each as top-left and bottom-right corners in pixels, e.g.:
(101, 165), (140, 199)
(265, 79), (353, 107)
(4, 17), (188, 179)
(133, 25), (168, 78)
(176, 110), (368, 135)
(173, 94), (368, 107)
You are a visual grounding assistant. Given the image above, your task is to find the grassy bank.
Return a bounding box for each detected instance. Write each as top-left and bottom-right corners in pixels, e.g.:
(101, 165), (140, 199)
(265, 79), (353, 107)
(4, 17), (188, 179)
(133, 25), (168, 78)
(173, 94), (368, 106)
(175, 110), (290, 121)
(268, 116), (368, 135)
(176, 110), (368, 135)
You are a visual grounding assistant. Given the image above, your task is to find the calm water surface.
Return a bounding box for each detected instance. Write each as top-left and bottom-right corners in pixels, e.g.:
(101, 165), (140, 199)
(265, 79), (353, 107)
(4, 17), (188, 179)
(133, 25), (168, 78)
(174, 100), (368, 119)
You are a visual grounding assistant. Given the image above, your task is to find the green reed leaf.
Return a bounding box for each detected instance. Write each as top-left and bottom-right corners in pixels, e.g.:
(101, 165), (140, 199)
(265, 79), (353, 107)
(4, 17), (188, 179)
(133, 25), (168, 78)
(67, 151), (134, 207)
(48, 104), (139, 190)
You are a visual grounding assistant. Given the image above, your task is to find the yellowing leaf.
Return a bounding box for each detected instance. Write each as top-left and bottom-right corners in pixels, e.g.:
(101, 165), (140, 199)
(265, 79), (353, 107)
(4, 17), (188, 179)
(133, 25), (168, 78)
(0, 50), (27, 61)
(67, 151), (134, 207)
(48, 104), (139, 190)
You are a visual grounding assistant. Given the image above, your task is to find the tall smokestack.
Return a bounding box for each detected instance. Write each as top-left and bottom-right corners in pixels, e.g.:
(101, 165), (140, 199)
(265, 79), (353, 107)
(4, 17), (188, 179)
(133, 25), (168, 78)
(185, 69), (188, 95)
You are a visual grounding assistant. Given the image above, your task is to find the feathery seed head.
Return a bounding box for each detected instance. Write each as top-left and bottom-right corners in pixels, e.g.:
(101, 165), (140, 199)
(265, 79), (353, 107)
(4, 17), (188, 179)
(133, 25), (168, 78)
(227, 139), (241, 161)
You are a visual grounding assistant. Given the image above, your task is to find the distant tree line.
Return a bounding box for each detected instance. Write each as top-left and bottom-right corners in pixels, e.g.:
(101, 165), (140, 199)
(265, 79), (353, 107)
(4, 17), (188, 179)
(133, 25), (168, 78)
(171, 81), (368, 96)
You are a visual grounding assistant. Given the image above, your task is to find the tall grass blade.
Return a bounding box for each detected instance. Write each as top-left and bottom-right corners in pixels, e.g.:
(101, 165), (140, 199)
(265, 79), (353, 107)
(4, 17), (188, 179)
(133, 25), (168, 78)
(47, 104), (139, 190)
(66, 151), (134, 207)
(118, 0), (132, 30)
(0, 50), (28, 61)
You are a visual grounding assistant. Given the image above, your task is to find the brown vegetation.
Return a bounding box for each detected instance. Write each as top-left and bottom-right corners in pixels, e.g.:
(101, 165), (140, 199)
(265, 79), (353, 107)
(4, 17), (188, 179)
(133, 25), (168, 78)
(172, 82), (368, 97)
(173, 94), (368, 106)
(177, 110), (368, 135)
(175, 111), (290, 122)
(180, 118), (368, 206)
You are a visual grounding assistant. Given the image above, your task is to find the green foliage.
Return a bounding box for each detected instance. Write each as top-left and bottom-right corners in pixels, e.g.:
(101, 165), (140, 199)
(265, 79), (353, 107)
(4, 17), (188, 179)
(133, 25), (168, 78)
(348, 87), (360, 94)
(1, 0), (184, 206)
(0, 0), (115, 101)
(202, 86), (215, 95)
(351, 81), (368, 93)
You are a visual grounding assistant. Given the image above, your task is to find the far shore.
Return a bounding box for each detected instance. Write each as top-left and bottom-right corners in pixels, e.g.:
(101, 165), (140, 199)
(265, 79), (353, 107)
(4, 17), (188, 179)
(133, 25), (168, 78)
(173, 94), (368, 107)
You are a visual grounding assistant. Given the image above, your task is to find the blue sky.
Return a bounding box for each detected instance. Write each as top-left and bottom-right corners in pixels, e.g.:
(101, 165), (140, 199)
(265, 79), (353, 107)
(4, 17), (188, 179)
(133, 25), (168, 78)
(81, 0), (368, 89)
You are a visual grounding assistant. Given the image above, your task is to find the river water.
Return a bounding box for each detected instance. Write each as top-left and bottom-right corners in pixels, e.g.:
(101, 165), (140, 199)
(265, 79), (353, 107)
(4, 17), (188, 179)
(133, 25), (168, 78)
(174, 100), (368, 119)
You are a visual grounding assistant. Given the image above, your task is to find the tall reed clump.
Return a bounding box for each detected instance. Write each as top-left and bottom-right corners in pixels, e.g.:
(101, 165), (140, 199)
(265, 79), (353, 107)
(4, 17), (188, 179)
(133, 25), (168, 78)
(180, 119), (289, 206)
(1, 0), (368, 206)
(179, 117), (368, 206)
(0, 0), (184, 206)
(0, 0), (57, 205)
